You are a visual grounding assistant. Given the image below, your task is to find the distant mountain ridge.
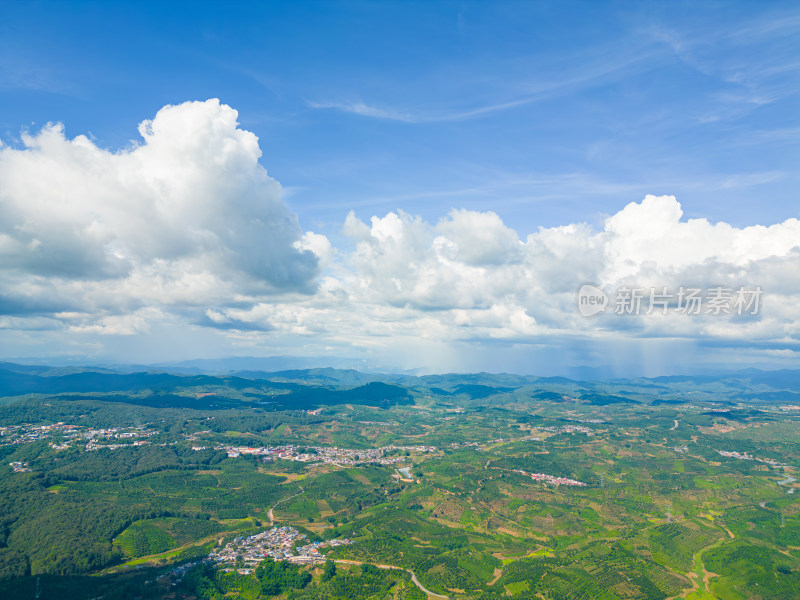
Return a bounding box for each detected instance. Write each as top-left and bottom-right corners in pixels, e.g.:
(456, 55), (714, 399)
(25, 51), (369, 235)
(1, 361), (799, 411)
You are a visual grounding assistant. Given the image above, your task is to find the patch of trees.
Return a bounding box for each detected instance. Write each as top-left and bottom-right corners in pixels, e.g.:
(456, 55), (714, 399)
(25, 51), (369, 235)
(37, 445), (227, 482)
(256, 558), (311, 595)
(0, 473), (140, 576)
(323, 563), (394, 597)
(321, 559), (336, 581)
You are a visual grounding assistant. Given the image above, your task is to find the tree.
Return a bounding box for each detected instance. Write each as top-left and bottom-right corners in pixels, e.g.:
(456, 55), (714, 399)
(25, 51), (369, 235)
(322, 560), (336, 582)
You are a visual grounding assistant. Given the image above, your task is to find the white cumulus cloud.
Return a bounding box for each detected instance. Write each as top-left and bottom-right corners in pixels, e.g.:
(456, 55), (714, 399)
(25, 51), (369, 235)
(0, 99), (325, 330)
(2, 101), (799, 370)
(310, 197), (800, 347)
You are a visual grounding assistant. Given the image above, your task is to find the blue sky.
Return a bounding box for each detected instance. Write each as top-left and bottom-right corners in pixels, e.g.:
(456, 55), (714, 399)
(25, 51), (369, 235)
(0, 1), (799, 375)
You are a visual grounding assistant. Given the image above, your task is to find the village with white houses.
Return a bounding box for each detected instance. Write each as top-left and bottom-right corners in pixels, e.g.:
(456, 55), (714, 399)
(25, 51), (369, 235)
(0, 422), (159, 451)
(716, 448), (783, 467)
(197, 442), (437, 467)
(502, 468), (588, 487)
(157, 526), (353, 586)
(209, 526), (352, 571)
(0, 422), (82, 445)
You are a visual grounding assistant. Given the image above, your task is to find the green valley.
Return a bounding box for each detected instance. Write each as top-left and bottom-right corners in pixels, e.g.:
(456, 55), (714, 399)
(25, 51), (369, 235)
(0, 363), (798, 600)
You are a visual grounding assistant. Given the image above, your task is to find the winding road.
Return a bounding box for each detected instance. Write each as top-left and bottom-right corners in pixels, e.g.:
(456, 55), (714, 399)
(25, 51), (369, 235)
(333, 559), (450, 599)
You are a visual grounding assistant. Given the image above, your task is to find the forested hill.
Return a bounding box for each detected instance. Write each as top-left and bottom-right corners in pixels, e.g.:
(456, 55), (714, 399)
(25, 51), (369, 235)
(0, 364), (414, 411)
(1, 362), (800, 410)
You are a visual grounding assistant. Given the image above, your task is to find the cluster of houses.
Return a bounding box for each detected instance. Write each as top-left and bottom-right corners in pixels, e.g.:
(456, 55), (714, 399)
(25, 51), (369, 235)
(203, 443), (436, 467)
(543, 424), (596, 436)
(83, 427), (158, 440)
(450, 441), (481, 448)
(83, 427), (158, 451)
(86, 438), (152, 451)
(208, 526), (352, 571)
(0, 422), (162, 453)
(8, 461), (30, 473)
(716, 449), (783, 467)
(506, 468), (587, 487)
(0, 422), (81, 445)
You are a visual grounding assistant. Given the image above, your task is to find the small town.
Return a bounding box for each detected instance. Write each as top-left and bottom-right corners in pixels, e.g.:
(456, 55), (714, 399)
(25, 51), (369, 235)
(0, 422), (160, 451)
(0, 422), (82, 445)
(83, 427), (160, 451)
(202, 442), (437, 466)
